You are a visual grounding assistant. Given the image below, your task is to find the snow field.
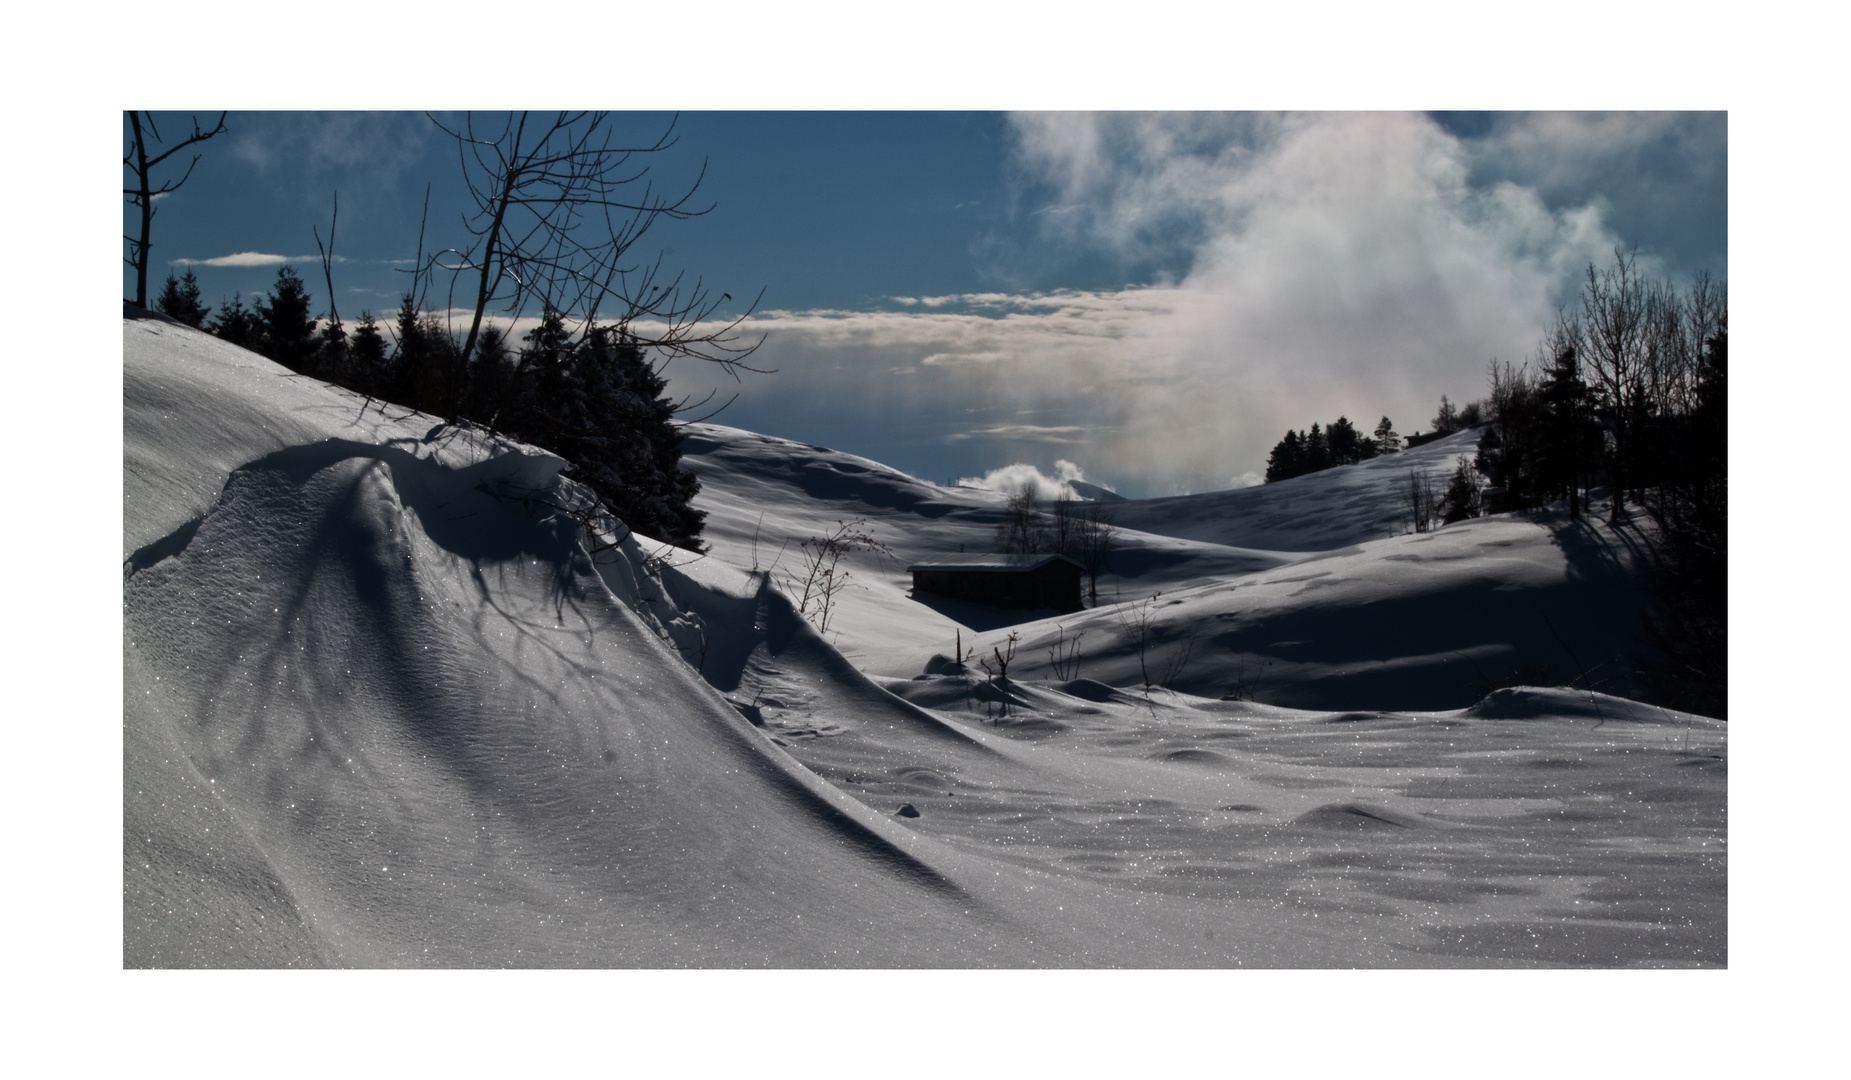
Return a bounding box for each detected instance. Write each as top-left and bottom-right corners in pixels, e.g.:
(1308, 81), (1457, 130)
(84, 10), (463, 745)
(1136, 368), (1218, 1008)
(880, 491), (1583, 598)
(124, 314), (1724, 966)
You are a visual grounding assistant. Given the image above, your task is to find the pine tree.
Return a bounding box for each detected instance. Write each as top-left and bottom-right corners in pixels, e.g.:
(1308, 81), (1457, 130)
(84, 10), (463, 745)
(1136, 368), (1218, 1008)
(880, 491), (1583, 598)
(348, 311), (388, 398)
(1264, 430), (1305, 483)
(318, 312), (350, 384)
(495, 314), (708, 550)
(209, 294), (260, 351)
(1373, 417), (1400, 455)
(155, 269), (210, 327)
(254, 265), (320, 374)
(1538, 343), (1597, 519)
(1305, 422), (1331, 471)
(1327, 416), (1363, 465)
(387, 291), (455, 413)
(459, 326), (515, 422)
(575, 326), (707, 550)
(1440, 457), (1482, 524)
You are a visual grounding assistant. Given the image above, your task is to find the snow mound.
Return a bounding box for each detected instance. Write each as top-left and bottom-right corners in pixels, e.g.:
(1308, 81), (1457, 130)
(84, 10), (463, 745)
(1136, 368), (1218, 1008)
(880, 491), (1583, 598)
(123, 319), (1063, 966)
(1293, 801), (1434, 829)
(1459, 686), (1717, 726)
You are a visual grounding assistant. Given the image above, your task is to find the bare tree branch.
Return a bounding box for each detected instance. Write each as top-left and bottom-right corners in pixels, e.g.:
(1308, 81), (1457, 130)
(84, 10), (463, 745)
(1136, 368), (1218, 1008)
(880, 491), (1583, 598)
(124, 111), (228, 306)
(424, 111), (767, 420)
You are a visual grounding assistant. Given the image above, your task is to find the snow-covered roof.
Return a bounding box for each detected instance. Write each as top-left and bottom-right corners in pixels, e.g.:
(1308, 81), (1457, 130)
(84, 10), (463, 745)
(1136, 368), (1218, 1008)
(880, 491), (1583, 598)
(907, 553), (1084, 573)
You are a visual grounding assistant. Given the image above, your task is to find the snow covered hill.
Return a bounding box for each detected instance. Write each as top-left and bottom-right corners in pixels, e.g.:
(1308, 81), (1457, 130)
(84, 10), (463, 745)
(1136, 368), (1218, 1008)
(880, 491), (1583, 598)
(681, 423), (1658, 709)
(1111, 427), (1492, 552)
(123, 312), (1724, 967)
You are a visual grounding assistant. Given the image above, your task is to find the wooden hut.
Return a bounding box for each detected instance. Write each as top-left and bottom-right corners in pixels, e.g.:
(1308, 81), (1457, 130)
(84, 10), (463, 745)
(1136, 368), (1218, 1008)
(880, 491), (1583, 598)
(907, 553), (1085, 614)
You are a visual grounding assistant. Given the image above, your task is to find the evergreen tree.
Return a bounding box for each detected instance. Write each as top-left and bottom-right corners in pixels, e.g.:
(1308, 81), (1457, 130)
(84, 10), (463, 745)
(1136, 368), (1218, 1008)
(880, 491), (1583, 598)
(348, 311), (388, 398)
(459, 325), (515, 422)
(1537, 343), (1598, 519)
(155, 269), (210, 327)
(318, 312), (350, 384)
(209, 293), (260, 351)
(493, 313), (708, 550)
(1305, 422), (1331, 472)
(1327, 416), (1363, 465)
(1373, 417), (1400, 455)
(254, 265), (320, 374)
(1264, 430), (1305, 483)
(387, 291), (455, 413)
(1440, 457), (1482, 524)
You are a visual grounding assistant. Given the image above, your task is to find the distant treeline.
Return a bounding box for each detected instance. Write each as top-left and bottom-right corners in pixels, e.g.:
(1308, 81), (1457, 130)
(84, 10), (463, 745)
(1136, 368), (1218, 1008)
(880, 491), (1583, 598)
(1263, 401), (1483, 484)
(153, 265), (708, 551)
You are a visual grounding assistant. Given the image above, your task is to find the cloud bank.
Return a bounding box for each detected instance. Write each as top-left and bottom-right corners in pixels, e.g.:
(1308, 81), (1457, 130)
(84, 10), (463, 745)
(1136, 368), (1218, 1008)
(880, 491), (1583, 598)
(673, 112), (1681, 496)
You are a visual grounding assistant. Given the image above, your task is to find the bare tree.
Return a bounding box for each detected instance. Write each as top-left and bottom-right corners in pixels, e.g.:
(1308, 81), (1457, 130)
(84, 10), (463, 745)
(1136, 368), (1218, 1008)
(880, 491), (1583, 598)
(978, 632), (1020, 684)
(782, 519), (893, 635)
(1051, 492), (1079, 557)
(1075, 499), (1117, 602)
(1114, 591), (1196, 692)
(312, 193), (347, 380)
(123, 111), (227, 307)
(1115, 592), (1162, 689)
(1046, 623), (1086, 680)
(1160, 627), (1198, 690)
(425, 111), (767, 421)
(1406, 468), (1441, 533)
(1576, 248), (1652, 522)
(994, 482), (1048, 554)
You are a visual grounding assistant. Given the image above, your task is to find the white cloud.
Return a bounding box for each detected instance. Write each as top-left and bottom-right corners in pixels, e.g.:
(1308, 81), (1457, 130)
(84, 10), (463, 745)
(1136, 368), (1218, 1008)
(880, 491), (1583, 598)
(949, 424), (1089, 443)
(172, 251), (343, 268)
(955, 462), (1079, 502)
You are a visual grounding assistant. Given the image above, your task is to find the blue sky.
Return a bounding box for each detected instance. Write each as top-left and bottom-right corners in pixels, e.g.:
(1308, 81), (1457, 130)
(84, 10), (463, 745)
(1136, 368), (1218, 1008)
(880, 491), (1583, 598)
(127, 111), (1726, 498)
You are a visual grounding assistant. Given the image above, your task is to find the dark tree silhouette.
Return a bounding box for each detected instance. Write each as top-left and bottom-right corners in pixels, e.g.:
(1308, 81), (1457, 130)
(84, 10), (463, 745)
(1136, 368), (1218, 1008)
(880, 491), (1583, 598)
(1327, 416), (1364, 465)
(1304, 422), (1331, 472)
(1264, 429), (1304, 482)
(124, 111), (227, 307)
(155, 269), (210, 328)
(1440, 457), (1482, 524)
(481, 310), (709, 549)
(1577, 249), (1652, 522)
(254, 266), (321, 374)
(208, 294), (260, 351)
(1432, 395), (1461, 435)
(348, 311), (389, 399)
